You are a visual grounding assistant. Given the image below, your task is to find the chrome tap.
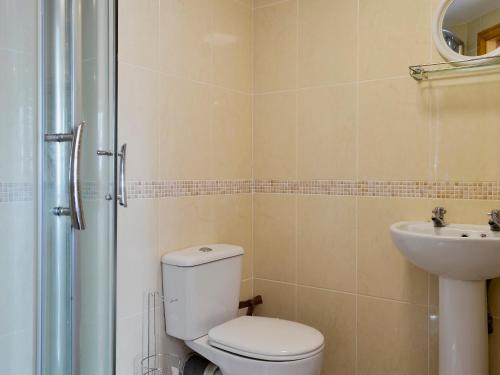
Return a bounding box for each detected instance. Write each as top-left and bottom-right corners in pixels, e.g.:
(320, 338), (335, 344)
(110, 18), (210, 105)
(431, 207), (447, 227)
(488, 210), (500, 231)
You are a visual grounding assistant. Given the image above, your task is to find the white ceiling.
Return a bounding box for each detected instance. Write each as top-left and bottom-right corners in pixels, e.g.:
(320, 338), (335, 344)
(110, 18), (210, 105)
(444, 0), (500, 25)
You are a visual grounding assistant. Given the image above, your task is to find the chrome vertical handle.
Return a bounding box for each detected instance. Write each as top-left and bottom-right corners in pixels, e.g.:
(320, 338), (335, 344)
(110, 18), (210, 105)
(69, 122), (86, 230)
(117, 143), (128, 207)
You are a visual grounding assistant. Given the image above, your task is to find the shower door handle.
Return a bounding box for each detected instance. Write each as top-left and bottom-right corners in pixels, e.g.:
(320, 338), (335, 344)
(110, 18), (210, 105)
(117, 143), (128, 207)
(69, 122), (86, 230)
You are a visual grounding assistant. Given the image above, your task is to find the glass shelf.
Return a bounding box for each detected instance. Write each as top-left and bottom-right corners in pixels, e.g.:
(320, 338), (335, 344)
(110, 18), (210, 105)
(409, 56), (500, 81)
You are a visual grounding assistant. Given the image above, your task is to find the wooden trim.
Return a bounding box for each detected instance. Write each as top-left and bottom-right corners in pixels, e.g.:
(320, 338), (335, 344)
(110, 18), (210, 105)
(478, 23), (500, 55)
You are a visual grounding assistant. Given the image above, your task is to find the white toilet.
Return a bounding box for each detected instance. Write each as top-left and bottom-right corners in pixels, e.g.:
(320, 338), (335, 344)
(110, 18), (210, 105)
(161, 244), (324, 375)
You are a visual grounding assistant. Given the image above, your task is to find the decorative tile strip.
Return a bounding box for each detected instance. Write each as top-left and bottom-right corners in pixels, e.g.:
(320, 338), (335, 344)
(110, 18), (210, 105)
(128, 180), (253, 199)
(254, 180), (500, 200)
(0, 182), (33, 203)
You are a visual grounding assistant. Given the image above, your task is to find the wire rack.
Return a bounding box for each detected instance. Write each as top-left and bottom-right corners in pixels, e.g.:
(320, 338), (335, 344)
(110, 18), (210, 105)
(140, 291), (182, 375)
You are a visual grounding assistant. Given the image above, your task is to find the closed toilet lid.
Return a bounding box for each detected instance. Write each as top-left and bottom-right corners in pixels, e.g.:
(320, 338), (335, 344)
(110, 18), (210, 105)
(207, 316), (324, 361)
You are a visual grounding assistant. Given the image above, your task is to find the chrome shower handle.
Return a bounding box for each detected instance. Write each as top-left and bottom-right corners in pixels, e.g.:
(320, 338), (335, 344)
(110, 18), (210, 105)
(69, 122), (86, 230)
(117, 143), (128, 207)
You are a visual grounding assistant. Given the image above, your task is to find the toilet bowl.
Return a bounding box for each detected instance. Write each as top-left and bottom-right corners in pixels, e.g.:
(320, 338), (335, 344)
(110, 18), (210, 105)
(161, 244), (324, 375)
(185, 316), (324, 375)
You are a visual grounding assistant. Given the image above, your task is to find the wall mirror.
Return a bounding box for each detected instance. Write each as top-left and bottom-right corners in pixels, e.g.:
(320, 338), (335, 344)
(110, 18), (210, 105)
(434, 0), (500, 64)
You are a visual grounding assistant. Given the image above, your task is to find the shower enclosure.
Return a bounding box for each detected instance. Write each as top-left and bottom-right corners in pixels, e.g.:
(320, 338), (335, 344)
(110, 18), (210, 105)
(0, 1), (118, 375)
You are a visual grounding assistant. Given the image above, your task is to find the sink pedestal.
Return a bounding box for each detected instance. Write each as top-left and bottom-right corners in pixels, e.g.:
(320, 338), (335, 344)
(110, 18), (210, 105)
(439, 277), (488, 375)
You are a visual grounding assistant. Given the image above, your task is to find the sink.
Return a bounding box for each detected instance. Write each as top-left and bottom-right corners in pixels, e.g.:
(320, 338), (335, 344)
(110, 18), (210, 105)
(390, 221), (500, 280)
(390, 221), (500, 375)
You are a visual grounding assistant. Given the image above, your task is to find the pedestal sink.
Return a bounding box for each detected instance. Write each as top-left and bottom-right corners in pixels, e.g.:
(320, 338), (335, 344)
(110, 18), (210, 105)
(390, 222), (500, 375)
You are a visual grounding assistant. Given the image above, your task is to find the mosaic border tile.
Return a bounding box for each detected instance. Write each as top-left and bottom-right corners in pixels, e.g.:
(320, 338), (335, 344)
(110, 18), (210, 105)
(4, 180), (500, 202)
(253, 180), (500, 200)
(0, 182), (33, 203)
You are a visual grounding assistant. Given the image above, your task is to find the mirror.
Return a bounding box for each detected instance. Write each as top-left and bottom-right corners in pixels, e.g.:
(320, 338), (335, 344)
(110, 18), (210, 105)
(434, 0), (500, 63)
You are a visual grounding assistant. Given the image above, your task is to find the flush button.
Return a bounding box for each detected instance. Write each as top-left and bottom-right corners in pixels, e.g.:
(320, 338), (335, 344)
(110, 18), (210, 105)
(199, 247), (213, 252)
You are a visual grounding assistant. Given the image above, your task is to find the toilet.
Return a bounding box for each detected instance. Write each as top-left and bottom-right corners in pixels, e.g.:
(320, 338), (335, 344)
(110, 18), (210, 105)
(161, 244), (324, 375)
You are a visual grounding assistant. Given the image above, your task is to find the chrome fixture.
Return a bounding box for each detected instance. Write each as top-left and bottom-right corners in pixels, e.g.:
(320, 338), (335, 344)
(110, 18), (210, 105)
(488, 210), (500, 231)
(117, 143), (128, 207)
(432, 207), (447, 227)
(44, 122), (86, 230)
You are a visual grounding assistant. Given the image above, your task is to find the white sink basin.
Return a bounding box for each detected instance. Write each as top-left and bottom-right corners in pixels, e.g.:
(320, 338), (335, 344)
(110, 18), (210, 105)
(390, 221), (500, 281)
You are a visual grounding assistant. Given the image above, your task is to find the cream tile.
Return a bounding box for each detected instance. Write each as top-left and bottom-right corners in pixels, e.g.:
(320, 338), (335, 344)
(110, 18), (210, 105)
(297, 196), (356, 293)
(359, 0), (430, 80)
(297, 85), (356, 180)
(254, 279), (297, 320)
(212, 0), (253, 92)
(357, 296), (428, 375)
(158, 0), (212, 81)
(240, 279), (254, 301)
(118, 0), (159, 69)
(253, 92), (297, 179)
(358, 78), (432, 181)
(158, 75), (212, 180)
(118, 63), (159, 180)
(117, 199), (159, 320)
(298, 287), (356, 375)
(158, 196), (215, 253)
(298, 0), (357, 87)
(431, 79), (500, 181)
(254, 0), (285, 8)
(357, 198), (432, 304)
(211, 194), (253, 280)
(254, 194), (297, 283)
(210, 88), (252, 179)
(489, 279), (500, 318)
(490, 318), (500, 375)
(254, 0), (297, 93)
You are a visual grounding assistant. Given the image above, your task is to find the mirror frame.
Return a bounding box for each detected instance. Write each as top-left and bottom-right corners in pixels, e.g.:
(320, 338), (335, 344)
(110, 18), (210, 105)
(433, 0), (500, 65)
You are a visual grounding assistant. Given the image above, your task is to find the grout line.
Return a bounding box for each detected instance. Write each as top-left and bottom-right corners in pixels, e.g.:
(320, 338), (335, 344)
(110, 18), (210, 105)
(253, 0), (292, 10)
(294, 0), (299, 321)
(253, 277), (432, 308)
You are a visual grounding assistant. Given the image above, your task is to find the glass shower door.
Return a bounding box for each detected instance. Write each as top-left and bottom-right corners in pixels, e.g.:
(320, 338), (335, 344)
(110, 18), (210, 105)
(40, 1), (117, 375)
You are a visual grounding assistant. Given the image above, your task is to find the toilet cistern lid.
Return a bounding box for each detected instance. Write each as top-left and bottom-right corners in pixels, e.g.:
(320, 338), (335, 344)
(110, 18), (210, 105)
(161, 244), (244, 267)
(208, 316), (324, 361)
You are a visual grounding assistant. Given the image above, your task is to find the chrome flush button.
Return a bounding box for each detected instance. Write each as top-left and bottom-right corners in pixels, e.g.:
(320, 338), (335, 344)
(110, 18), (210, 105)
(199, 247), (213, 252)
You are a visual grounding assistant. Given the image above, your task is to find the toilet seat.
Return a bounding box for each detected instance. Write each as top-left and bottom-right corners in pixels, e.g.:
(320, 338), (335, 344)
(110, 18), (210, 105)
(207, 316), (324, 361)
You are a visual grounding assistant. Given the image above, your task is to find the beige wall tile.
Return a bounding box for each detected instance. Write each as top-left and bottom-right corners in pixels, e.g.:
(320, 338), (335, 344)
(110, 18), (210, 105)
(158, 0), (212, 82)
(357, 296), (428, 375)
(254, 92), (297, 179)
(118, 0), (159, 69)
(254, 194), (297, 283)
(211, 88), (252, 179)
(298, 0), (357, 87)
(254, 0), (285, 8)
(359, 0), (430, 80)
(359, 78), (432, 181)
(158, 76), (212, 180)
(213, 0), (253, 92)
(211, 194), (253, 280)
(490, 279), (500, 318)
(431, 79), (500, 181)
(298, 85), (356, 180)
(254, 279), (297, 320)
(357, 198), (432, 304)
(490, 318), (500, 375)
(297, 196), (356, 293)
(297, 287), (356, 375)
(158, 196), (215, 253)
(254, 0), (297, 93)
(118, 63), (159, 180)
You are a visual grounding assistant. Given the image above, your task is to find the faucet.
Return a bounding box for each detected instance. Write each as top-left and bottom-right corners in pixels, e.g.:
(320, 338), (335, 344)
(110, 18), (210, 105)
(431, 207), (447, 227)
(488, 210), (500, 231)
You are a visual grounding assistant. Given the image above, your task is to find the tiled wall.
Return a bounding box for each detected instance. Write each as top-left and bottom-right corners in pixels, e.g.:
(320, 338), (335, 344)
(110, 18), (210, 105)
(0, 0), (37, 373)
(116, 1), (253, 374)
(118, 0), (500, 375)
(251, 1), (500, 375)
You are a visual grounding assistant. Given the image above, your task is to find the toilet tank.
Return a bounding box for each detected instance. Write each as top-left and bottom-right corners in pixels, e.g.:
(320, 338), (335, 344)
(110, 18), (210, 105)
(161, 244), (244, 341)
